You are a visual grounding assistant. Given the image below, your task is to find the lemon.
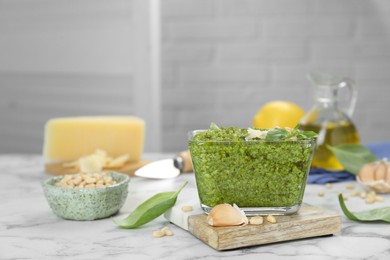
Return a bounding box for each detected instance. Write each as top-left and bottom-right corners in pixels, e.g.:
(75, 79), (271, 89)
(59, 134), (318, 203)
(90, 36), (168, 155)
(252, 101), (305, 129)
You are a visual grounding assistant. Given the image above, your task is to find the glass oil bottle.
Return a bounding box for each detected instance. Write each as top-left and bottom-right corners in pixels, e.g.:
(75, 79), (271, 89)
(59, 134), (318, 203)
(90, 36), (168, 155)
(299, 73), (360, 171)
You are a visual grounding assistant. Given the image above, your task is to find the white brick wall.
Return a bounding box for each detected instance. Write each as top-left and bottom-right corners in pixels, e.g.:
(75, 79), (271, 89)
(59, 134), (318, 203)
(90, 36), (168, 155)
(2, 0), (390, 154)
(161, 0), (390, 152)
(0, 0), (161, 153)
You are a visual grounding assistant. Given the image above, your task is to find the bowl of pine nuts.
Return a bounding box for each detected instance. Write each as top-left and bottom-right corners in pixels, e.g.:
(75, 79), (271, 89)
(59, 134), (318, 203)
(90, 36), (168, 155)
(42, 171), (130, 221)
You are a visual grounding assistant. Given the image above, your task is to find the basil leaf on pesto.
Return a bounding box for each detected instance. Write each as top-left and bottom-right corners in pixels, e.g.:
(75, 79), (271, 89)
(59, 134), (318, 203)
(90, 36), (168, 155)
(265, 128), (290, 141)
(265, 126), (317, 141)
(113, 182), (187, 229)
(338, 194), (390, 222)
(194, 124), (317, 142)
(210, 122), (221, 130)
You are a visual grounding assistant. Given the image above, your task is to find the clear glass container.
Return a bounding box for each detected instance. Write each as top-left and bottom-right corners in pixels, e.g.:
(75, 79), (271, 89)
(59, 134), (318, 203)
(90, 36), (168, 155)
(188, 131), (316, 216)
(299, 73), (360, 171)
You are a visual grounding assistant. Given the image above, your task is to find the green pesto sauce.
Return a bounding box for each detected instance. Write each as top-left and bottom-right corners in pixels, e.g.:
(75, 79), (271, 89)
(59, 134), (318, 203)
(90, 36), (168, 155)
(189, 126), (315, 208)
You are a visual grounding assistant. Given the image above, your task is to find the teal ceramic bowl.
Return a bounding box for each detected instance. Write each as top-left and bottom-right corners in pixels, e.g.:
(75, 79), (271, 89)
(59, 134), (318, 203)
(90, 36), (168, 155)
(42, 172), (130, 221)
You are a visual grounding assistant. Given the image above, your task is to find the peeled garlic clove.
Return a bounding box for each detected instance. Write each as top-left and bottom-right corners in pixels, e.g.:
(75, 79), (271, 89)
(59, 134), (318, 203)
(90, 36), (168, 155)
(375, 161), (387, 180)
(207, 203), (248, 227)
(358, 163), (375, 182)
(386, 166), (390, 183)
(357, 160), (390, 194)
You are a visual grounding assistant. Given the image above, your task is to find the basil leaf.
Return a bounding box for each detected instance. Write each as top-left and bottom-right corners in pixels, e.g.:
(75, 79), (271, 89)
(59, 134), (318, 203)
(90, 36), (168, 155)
(296, 130), (318, 140)
(265, 128), (289, 141)
(113, 182), (188, 229)
(265, 125), (317, 141)
(338, 194), (390, 222)
(210, 122), (220, 130)
(327, 144), (377, 175)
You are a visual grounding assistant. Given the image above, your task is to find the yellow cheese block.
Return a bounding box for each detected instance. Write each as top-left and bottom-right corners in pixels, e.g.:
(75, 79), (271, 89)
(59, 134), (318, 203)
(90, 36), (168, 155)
(43, 116), (145, 162)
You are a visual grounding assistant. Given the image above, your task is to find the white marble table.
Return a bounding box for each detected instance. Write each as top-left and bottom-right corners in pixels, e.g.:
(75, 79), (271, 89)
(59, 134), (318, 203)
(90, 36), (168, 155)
(1, 154), (389, 260)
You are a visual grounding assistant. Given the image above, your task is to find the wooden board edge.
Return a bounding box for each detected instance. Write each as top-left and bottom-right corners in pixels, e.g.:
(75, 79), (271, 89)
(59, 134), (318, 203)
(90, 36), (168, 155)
(188, 209), (341, 251)
(188, 215), (220, 250)
(218, 215), (341, 250)
(44, 160), (151, 176)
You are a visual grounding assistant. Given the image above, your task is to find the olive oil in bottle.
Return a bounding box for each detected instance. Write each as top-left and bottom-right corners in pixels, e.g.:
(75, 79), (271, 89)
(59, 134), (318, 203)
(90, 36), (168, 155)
(299, 121), (360, 170)
(300, 72), (360, 171)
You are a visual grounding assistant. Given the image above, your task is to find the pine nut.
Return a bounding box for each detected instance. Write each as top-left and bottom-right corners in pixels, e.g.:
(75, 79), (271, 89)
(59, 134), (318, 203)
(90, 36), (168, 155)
(266, 215), (276, 224)
(55, 173), (116, 188)
(365, 196), (375, 204)
(152, 230), (165, 238)
(181, 205), (193, 212)
(249, 216), (264, 225)
(350, 191), (359, 197)
(375, 196), (384, 202)
(161, 227), (173, 236)
(85, 177), (96, 184)
(325, 183), (332, 189)
(153, 227), (174, 238)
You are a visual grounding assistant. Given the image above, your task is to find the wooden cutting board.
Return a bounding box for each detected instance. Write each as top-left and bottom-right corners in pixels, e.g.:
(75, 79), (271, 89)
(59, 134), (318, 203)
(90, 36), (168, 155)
(45, 160), (151, 176)
(165, 202), (341, 251)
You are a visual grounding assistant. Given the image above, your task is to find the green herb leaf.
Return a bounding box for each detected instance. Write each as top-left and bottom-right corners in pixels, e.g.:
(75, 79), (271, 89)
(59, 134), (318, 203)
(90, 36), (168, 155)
(296, 130), (318, 140)
(265, 128), (289, 141)
(113, 182), (188, 229)
(265, 126), (317, 141)
(291, 125), (317, 140)
(327, 144), (377, 175)
(338, 194), (390, 222)
(210, 122), (220, 130)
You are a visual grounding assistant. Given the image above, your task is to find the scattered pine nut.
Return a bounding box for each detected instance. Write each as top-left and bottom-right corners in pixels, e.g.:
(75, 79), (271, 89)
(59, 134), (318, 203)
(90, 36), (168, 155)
(375, 196), (385, 202)
(325, 183), (332, 189)
(164, 229), (174, 236)
(249, 216), (264, 225)
(152, 230), (165, 238)
(266, 215), (276, 224)
(181, 205), (193, 212)
(350, 191), (359, 197)
(318, 191), (325, 197)
(345, 183), (355, 190)
(161, 227), (169, 233)
(365, 197), (375, 204)
(153, 227), (174, 238)
(348, 189), (386, 204)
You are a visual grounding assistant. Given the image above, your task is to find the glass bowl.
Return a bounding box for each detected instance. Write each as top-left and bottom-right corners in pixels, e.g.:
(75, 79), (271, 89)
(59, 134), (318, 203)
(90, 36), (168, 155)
(189, 130), (315, 215)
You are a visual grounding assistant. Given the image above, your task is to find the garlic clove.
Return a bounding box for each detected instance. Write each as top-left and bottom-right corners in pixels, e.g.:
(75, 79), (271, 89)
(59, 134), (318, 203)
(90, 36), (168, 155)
(358, 163), (375, 182)
(232, 203), (248, 225)
(357, 160), (390, 194)
(207, 203), (248, 227)
(375, 162), (387, 180)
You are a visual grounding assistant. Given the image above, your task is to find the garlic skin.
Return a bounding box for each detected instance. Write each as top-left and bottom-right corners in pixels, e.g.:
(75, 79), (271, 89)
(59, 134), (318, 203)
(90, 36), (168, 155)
(207, 203), (248, 227)
(358, 160), (390, 193)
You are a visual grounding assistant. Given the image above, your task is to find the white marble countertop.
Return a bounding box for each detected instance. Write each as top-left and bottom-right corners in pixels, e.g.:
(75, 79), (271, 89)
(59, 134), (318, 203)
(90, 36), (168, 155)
(1, 154), (389, 260)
